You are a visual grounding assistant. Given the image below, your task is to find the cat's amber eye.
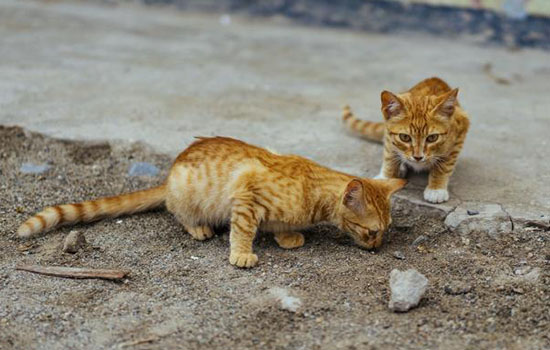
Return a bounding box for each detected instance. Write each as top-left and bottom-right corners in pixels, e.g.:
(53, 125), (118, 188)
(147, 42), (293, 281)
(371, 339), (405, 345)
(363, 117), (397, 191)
(426, 134), (439, 143)
(399, 134), (411, 143)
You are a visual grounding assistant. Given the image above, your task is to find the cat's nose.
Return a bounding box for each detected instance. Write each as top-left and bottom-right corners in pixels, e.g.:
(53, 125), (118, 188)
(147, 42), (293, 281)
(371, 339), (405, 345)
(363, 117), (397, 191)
(414, 156), (423, 161)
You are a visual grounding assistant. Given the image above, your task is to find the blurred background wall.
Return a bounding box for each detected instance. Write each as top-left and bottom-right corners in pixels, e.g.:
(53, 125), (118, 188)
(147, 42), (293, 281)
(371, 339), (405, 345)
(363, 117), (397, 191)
(407, 0), (549, 17)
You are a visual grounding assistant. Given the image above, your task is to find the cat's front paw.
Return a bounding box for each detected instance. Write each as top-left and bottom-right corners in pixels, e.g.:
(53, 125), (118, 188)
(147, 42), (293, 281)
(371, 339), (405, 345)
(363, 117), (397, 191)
(423, 188), (449, 203)
(229, 252), (258, 268)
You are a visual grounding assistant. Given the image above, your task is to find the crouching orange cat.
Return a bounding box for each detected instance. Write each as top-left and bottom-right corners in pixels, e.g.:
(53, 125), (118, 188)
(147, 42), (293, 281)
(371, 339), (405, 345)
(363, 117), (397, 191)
(17, 137), (406, 268)
(342, 77), (469, 203)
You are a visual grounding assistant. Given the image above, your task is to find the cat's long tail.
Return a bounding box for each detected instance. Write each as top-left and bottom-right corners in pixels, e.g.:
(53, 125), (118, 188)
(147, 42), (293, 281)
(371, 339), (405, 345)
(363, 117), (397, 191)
(17, 184), (166, 238)
(342, 105), (384, 142)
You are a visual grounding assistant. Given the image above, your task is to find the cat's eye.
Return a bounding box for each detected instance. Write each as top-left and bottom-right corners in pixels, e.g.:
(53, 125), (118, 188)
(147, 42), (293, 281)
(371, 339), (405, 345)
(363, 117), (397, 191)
(398, 134), (411, 143)
(426, 134), (439, 143)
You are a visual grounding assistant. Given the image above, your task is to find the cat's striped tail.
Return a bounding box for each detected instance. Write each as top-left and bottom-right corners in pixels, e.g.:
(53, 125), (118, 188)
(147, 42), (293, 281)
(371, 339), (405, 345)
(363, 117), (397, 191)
(342, 105), (385, 142)
(17, 184), (166, 238)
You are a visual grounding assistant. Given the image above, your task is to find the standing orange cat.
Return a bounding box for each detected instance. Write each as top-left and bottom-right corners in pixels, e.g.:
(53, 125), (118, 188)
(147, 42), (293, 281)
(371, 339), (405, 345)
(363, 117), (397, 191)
(342, 77), (469, 203)
(17, 137), (406, 268)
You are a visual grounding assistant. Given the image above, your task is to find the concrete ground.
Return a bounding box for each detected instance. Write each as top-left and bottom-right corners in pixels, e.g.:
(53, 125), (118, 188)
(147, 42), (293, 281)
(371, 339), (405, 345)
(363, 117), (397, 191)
(0, 1), (549, 349)
(1, 0), (549, 222)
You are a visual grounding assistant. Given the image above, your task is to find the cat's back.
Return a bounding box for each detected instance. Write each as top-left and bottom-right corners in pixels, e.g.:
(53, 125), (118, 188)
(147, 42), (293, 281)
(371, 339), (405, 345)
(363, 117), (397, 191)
(172, 136), (332, 181)
(407, 77), (452, 97)
(173, 136), (271, 164)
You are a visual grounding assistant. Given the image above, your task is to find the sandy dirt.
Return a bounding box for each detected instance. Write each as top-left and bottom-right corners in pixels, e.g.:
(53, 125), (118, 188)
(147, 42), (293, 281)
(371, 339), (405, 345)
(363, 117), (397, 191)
(0, 126), (548, 350)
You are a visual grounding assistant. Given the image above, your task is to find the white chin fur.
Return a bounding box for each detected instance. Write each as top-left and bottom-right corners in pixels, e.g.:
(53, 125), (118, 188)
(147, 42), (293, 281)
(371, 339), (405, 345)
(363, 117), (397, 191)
(405, 160), (430, 173)
(424, 188), (449, 203)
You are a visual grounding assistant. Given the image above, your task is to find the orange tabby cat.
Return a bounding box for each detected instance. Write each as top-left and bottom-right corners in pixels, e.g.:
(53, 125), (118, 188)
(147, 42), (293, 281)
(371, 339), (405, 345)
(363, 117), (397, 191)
(342, 77), (469, 203)
(17, 137), (406, 268)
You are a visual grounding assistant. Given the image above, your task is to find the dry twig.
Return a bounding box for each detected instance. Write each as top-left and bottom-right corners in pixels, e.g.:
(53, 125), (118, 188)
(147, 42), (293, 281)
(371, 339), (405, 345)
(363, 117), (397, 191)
(118, 337), (159, 348)
(16, 265), (129, 280)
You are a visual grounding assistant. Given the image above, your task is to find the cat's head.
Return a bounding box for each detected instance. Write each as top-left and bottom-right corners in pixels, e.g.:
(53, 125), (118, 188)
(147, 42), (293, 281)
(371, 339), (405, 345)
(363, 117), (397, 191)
(380, 88), (459, 165)
(338, 178), (407, 249)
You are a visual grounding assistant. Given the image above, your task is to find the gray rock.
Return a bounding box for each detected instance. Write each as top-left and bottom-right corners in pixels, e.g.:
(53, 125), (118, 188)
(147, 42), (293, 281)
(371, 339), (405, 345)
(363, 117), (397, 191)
(392, 251), (405, 260)
(62, 230), (86, 253)
(20, 162), (50, 174)
(522, 268), (541, 283)
(513, 266), (541, 283)
(444, 203), (512, 238)
(411, 235), (427, 246)
(388, 269), (428, 312)
(128, 162), (159, 177)
(514, 266), (530, 275)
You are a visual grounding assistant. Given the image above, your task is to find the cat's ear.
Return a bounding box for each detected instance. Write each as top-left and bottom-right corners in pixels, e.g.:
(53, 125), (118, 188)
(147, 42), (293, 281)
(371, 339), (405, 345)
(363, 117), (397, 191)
(383, 178), (407, 197)
(435, 88), (459, 118)
(381, 91), (404, 120)
(343, 179), (365, 212)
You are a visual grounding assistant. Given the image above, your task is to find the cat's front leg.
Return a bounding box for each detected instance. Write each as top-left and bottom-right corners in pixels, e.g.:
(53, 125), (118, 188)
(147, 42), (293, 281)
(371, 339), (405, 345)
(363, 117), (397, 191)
(274, 231), (305, 249)
(228, 202), (262, 268)
(424, 162), (453, 203)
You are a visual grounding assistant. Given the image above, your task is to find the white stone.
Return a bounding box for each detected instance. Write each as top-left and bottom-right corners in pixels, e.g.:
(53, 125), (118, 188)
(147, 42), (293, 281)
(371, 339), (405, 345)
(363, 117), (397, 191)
(444, 203), (512, 238)
(20, 162), (50, 174)
(128, 162), (159, 177)
(269, 287), (302, 313)
(388, 269), (428, 312)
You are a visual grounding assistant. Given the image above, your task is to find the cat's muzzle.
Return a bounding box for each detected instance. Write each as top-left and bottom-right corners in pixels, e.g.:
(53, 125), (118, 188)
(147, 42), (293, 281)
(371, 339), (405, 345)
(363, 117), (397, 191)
(354, 230), (383, 250)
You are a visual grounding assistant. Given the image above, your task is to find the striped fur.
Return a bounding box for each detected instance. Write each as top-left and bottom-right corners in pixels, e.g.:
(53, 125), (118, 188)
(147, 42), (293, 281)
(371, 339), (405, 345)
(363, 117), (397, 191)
(342, 105), (385, 142)
(342, 77), (469, 204)
(17, 185), (166, 238)
(18, 137), (407, 268)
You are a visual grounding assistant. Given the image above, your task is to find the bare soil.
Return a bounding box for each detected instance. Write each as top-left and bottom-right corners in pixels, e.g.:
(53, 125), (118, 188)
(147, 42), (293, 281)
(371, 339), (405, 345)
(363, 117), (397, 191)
(0, 126), (548, 350)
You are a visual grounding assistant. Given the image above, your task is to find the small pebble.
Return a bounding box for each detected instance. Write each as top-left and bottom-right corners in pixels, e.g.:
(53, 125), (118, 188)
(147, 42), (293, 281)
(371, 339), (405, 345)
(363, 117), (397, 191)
(467, 210), (479, 216)
(62, 230), (86, 253)
(392, 251), (405, 260)
(128, 162), (159, 177)
(411, 235), (427, 246)
(514, 266), (531, 275)
(511, 287), (524, 294)
(20, 162), (50, 174)
(444, 281), (472, 295)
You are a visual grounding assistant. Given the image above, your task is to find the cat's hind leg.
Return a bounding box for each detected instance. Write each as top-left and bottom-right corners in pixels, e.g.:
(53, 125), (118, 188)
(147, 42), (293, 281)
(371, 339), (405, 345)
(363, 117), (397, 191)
(185, 225), (214, 241)
(274, 231), (305, 249)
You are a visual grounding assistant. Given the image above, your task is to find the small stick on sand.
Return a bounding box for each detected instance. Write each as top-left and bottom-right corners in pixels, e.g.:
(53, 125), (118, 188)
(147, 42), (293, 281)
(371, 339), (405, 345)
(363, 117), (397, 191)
(16, 265), (129, 280)
(118, 337), (159, 348)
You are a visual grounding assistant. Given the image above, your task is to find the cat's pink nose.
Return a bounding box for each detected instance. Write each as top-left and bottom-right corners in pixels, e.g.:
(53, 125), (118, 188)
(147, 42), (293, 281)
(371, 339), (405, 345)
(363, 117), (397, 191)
(414, 156), (423, 161)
